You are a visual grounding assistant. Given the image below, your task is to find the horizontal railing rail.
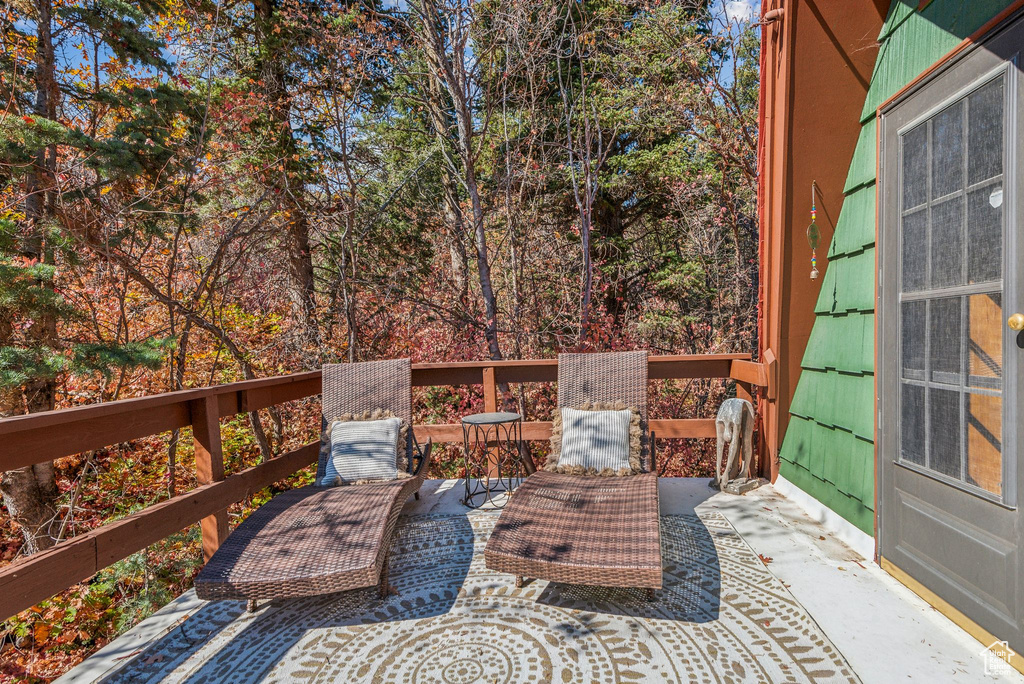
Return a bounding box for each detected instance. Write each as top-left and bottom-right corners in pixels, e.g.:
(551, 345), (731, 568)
(0, 353), (770, 620)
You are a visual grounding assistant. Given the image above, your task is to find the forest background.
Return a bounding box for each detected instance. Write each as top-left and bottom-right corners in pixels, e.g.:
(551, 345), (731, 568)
(0, 0), (759, 678)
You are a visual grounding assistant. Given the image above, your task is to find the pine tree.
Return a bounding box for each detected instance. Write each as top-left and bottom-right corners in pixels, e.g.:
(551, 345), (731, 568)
(0, 0), (191, 552)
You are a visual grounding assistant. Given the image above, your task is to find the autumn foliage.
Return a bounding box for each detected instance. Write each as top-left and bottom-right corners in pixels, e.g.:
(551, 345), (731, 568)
(0, 0), (758, 678)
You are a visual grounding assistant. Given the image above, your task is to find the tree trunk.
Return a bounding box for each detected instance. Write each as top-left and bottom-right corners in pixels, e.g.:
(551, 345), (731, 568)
(466, 172), (502, 361)
(0, 464), (59, 555)
(413, 0), (503, 361)
(443, 189), (471, 311)
(283, 208), (320, 359)
(579, 209), (593, 345)
(423, 73), (471, 314)
(254, 0), (321, 364)
(592, 195), (627, 330)
(1, 0), (60, 554)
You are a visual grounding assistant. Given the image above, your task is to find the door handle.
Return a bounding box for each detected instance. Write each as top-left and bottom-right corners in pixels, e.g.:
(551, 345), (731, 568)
(1009, 313), (1024, 331)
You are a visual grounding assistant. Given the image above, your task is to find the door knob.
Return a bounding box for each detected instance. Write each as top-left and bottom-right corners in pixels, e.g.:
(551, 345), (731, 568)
(1009, 313), (1024, 331)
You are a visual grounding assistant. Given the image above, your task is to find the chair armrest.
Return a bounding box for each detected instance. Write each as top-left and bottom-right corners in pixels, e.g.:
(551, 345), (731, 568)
(413, 438), (433, 477)
(520, 442), (537, 475)
(650, 431), (657, 476)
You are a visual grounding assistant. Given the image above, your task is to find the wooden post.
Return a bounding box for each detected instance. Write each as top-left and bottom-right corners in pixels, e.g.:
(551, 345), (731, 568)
(760, 348), (779, 480)
(482, 366), (499, 478)
(191, 395), (229, 562)
(482, 366), (498, 412)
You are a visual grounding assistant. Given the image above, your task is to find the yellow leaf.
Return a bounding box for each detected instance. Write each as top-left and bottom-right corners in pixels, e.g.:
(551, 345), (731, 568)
(100, 186), (112, 195)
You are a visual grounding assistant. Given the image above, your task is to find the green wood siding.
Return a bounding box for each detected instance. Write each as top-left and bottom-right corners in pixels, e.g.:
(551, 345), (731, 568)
(778, 0), (1015, 535)
(860, 0), (1016, 123)
(843, 120), (877, 193)
(829, 185), (875, 257)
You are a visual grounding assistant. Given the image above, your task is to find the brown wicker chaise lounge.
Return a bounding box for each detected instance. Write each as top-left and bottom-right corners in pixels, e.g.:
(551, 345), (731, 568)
(484, 351), (662, 598)
(194, 359), (431, 610)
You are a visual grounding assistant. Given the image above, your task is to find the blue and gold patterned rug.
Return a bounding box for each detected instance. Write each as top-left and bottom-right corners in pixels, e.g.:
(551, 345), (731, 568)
(94, 512), (858, 683)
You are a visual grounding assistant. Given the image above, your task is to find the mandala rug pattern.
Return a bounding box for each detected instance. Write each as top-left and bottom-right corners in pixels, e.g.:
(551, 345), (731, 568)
(101, 512), (859, 683)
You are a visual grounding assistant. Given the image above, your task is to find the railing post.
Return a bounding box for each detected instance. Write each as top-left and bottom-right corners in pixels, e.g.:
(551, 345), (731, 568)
(191, 394), (228, 562)
(482, 366), (500, 478)
(760, 348), (779, 481)
(482, 366), (498, 412)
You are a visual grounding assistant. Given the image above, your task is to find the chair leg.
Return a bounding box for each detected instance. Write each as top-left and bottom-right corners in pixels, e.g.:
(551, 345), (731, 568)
(515, 575), (524, 588)
(645, 588), (656, 602)
(246, 599), (257, 613)
(378, 556), (390, 599)
(414, 491), (420, 501)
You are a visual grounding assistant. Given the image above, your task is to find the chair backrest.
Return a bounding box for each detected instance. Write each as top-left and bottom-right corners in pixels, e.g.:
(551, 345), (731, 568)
(556, 350), (650, 471)
(317, 359), (412, 481)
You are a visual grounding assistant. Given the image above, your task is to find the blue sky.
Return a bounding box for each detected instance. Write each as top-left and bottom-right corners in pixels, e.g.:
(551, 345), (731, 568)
(723, 0), (760, 24)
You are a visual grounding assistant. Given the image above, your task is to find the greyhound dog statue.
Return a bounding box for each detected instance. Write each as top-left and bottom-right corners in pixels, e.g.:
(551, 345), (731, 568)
(713, 398), (760, 494)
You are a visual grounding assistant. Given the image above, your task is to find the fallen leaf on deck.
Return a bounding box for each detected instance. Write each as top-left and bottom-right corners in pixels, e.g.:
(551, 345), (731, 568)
(758, 554), (773, 565)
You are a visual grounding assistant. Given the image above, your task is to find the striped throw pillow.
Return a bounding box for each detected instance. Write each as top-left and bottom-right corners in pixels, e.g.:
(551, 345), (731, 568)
(556, 407), (633, 473)
(322, 417), (402, 485)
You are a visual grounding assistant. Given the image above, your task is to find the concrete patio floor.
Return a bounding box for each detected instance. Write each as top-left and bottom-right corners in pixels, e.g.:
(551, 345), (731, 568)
(59, 479), (1024, 683)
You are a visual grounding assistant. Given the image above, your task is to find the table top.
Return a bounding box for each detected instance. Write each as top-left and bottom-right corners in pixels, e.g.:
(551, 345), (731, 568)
(461, 411), (522, 425)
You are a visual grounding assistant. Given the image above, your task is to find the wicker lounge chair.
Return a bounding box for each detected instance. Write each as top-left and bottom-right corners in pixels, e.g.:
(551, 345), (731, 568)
(194, 359), (431, 610)
(484, 351), (662, 598)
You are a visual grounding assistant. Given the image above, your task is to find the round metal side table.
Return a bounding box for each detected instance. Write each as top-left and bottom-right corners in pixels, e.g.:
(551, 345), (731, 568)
(461, 412), (527, 509)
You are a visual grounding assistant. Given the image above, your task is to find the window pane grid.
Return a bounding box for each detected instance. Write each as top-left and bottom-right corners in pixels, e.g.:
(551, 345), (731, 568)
(897, 74), (1005, 499)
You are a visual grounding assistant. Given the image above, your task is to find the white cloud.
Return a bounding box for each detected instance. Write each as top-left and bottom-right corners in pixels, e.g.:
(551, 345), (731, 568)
(724, 0), (756, 23)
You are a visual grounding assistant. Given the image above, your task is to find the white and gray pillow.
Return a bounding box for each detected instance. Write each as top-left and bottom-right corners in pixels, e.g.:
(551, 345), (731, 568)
(321, 417), (403, 485)
(545, 401), (642, 476)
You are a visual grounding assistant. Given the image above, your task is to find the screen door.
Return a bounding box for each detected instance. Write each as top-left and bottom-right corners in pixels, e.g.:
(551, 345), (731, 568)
(878, 13), (1023, 653)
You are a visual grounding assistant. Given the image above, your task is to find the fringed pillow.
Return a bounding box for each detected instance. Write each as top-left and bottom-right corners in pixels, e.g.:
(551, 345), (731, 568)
(321, 409), (412, 486)
(545, 401), (642, 476)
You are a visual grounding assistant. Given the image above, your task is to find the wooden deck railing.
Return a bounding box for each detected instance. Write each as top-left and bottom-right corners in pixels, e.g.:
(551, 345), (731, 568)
(0, 353), (770, 620)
